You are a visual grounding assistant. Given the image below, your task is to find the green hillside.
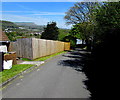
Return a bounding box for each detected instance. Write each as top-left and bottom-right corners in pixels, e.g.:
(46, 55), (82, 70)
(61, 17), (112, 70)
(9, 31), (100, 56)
(0, 20), (19, 30)
(14, 22), (45, 31)
(14, 22), (37, 26)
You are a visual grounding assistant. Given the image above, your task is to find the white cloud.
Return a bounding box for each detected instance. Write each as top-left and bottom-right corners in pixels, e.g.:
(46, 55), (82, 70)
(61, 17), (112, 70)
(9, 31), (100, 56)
(2, 0), (118, 2)
(33, 12), (65, 16)
(2, 0), (82, 2)
(1, 14), (71, 28)
(0, 11), (65, 15)
(1, 14), (49, 25)
(0, 11), (28, 12)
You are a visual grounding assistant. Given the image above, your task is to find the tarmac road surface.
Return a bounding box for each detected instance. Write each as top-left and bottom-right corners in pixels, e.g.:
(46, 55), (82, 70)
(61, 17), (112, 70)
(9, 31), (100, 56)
(2, 49), (90, 98)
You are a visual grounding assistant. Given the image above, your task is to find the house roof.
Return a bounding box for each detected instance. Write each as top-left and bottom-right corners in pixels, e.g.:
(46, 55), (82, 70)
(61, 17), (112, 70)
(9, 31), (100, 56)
(0, 29), (9, 41)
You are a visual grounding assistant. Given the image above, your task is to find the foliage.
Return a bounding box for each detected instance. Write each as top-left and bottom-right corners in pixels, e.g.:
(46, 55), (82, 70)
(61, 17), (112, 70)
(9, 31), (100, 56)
(58, 29), (70, 41)
(0, 64), (34, 83)
(5, 32), (26, 41)
(90, 2), (120, 99)
(94, 2), (120, 45)
(14, 22), (45, 32)
(41, 22), (59, 40)
(5, 32), (17, 41)
(64, 2), (120, 99)
(64, 2), (101, 25)
(64, 2), (101, 50)
(21, 58), (32, 61)
(1, 20), (44, 41)
(58, 28), (77, 48)
(21, 51), (66, 62)
(34, 51), (66, 61)
(0, 20), (19, 30)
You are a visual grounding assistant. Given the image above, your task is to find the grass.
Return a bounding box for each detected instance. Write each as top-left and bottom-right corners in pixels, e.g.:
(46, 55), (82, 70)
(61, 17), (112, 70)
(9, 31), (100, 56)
(21, 58), (32, 61)
(21, 51), (67, 61)
(33, 51), (67, 61)
(0, 51), (67, 84)
(0, 64), (34, 84)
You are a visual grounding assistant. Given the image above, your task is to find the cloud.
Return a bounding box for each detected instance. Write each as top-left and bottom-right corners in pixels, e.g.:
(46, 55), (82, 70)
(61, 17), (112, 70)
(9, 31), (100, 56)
(1, 14), (71, 28)
(1, 11), (65, 15)
(2, 0), (116, 2)
(1, 14), (49, 25)
(2, 0), (82, 2)
(0, 11), (29, 12)
(33, 12), (65, 16)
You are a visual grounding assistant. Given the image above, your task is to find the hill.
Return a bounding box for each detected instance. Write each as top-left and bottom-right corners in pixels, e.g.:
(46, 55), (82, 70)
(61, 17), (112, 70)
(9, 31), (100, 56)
(14, 22), (45, 32)
(14, 22), (37, 26)
(0, 20), (19, 30)
(0, 20), (45, 32)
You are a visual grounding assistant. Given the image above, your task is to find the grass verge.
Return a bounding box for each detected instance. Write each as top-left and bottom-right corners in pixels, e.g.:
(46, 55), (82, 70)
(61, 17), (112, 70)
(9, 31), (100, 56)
(0, 64), (34, 84)
(21, 51), (67, 61)
(0, 51), (67, 84)
(33, 51), (67, 61)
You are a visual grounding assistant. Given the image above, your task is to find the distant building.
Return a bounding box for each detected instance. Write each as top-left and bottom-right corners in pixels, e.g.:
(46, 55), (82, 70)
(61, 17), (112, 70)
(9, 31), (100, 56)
(28, 31), (43, 35)
(76, 39), (85, 44)
(0, 30), (10, 52)
(4, 28), (13, 33)
(19, 27), (25, 29)
(0, 29), (10, 42)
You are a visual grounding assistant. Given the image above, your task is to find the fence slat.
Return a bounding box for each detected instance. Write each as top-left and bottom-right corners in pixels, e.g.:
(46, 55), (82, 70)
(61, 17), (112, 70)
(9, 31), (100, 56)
(11, 38), (70, 59)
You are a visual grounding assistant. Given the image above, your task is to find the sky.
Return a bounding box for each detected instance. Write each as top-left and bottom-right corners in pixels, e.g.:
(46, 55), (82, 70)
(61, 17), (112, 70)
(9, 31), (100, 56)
(0, 0), (114, 29)
(1, 0), (110, 2)
(1, 2), (77, 29)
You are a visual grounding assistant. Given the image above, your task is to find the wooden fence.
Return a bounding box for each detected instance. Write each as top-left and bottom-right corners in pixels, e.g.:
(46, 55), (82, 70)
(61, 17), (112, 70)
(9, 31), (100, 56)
(10, 38), (70, 60)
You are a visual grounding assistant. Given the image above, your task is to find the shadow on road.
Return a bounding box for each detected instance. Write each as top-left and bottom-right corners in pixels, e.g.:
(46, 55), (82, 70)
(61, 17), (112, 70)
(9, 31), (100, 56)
(58, 49), (85, 71)
(58, 48), (92, 98)
(58, 49), (91, 72)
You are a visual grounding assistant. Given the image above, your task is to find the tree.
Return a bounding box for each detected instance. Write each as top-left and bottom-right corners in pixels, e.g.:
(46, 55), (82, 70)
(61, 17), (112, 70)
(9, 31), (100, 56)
(64, 2), (120, 99)
(85, 2), (120, 99)
(64, 2), (101, 50)
(5, 32), (17, 41)
(64, 2), (100, 24)
(94, 2), (120, 45)
(58, 29), (70, 41)
(41, 22), (59, 40)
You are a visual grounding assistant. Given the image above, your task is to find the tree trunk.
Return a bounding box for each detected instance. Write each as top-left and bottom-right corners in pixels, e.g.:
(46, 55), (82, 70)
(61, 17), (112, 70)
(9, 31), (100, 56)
(85, 39), (91, 51)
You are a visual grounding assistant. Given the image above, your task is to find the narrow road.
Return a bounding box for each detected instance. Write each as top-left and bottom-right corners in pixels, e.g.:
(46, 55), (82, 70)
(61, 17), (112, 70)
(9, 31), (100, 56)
(2, 49), (90, 98)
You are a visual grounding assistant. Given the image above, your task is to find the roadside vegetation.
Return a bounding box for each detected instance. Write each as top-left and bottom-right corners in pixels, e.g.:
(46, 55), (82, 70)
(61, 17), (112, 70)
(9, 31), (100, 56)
(34, 51), (66, 61)
(0, 64), (34, 83)
(1, 20), (70, 43)
(64, 2), (120, 99)
(21, 51), (67, 61)
(0, 51), (67, 84)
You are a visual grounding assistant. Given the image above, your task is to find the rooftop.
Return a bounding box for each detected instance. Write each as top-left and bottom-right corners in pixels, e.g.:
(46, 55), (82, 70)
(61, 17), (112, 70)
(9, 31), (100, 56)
(0, 30), (10, 41)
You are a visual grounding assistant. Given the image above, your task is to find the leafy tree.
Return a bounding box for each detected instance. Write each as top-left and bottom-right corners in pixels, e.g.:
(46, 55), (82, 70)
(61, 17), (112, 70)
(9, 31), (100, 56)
(58, 29), (70, 41)
(64, 2), (101, 24)
(64, 2), (101, 50)
(63, 2), (120, 99)
(41, 22), (59, 40)
(83, 2), (120, 99)
(5, 32), (17, 41)
(94, 2), (120, 45)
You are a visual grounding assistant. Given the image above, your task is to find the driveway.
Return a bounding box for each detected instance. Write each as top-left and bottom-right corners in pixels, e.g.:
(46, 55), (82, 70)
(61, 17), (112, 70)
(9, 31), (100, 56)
(2, 49), (90, 98)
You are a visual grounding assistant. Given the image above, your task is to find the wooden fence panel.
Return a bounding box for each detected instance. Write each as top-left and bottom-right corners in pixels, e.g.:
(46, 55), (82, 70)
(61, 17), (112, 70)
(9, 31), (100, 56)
(38, 39), (42, 57)
(32, 38), (39, 59)
(27, 38), (33, 59)
(40, 39), (47, 57)
(46, 40), (51, 56)
(11, 38), (70, 59)
(17, 39), (22, 57)
(64, 42), (70, 51)
(54, 41), (58, 53)
(26, 38), (33, 59)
